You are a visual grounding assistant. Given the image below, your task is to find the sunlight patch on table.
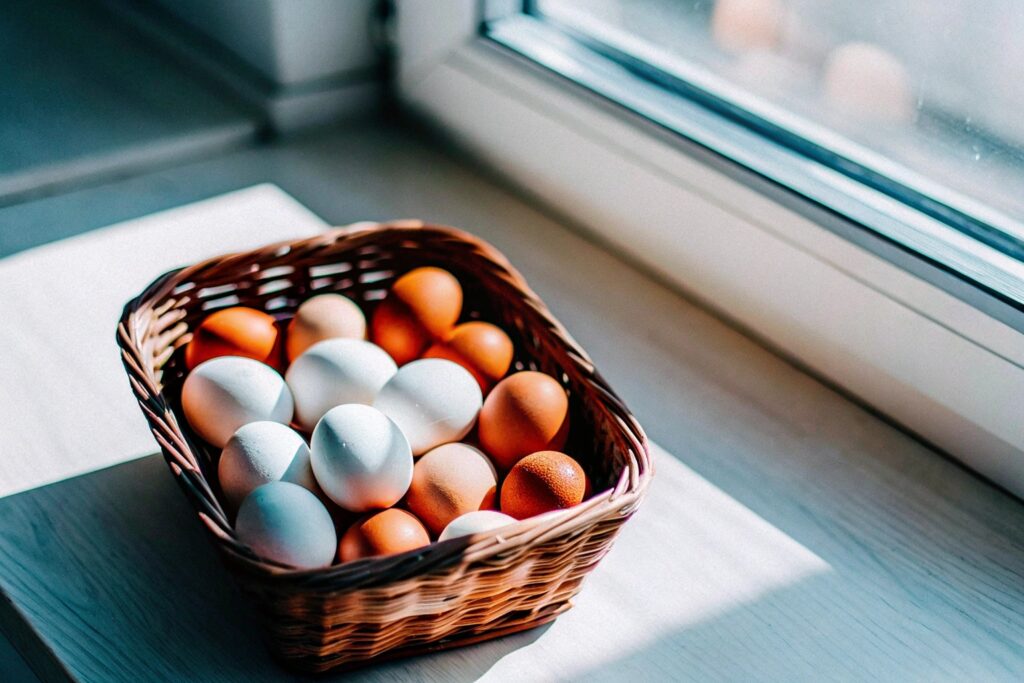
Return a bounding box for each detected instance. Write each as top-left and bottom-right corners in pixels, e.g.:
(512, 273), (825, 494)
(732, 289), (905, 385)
(473, 443), (831, 681)
(0, 185), (326, 498)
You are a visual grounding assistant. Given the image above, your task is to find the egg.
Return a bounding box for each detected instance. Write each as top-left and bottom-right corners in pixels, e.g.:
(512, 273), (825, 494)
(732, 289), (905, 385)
(823, 42), (913, 123)
(185, 306), (281, 370)
(339, 508), (430, 562)
(374, 359), (482, 455)
(500, 451), (588, 520)
(218, 421), (316, 508)
(370, 267), (462, 364)
(310, 403), (413, 511)
(285, 339), (397, 431)
(286, 293), (367, 361)
(711, 0), (784, 53)
(478, 371), (569, 470)
(406, 443), (498, 535)
(423, 321), (514, 392)
(235, 482), (336, 569)
(181, 357), (294, 448)
(438, 510), (516, 542)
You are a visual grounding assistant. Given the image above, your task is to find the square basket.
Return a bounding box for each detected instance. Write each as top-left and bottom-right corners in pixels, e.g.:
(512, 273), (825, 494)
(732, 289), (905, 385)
(116, 221), (652, 672)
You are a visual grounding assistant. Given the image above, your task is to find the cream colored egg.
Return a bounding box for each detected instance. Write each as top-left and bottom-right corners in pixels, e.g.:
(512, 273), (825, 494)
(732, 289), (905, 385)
(235, 481), (336, 569)
(406, 443), (499, 535)
(219, 421), (316, 508)
(374, 359), (483, 456)
(711, 0), (784, 53)
(285, 339), (397, 432)
(310, 404), (413, 511)
(439, 510), (516, 542)
(823, 42), (913, 123)
(181, 357), (294, 448)
(286, 294), (367, 361)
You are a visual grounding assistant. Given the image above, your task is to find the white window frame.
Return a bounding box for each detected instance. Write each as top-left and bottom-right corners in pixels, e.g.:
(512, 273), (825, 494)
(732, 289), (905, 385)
(395, 0), (1024, 497)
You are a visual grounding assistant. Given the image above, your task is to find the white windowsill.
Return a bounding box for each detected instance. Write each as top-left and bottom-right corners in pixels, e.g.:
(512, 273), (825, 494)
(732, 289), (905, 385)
(396, 0), (1024, 498)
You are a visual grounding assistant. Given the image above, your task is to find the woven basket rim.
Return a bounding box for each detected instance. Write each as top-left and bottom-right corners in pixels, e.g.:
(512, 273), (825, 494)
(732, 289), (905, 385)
(116, 221), (653, 586)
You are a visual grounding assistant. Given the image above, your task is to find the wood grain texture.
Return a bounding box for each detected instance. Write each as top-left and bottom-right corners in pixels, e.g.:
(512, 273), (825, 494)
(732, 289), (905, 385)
(0, 125), (1023, 681)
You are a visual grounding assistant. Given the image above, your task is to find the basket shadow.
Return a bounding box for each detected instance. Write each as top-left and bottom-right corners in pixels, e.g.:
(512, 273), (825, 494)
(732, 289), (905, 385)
(0, 453), (548, 681)
(345, 622), (553, 683)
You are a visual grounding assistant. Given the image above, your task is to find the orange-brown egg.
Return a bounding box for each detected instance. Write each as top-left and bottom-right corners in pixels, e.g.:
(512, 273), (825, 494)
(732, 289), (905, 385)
(185, 307), (281, 370)
(285, 293), (366, 361)
(369, 301), (428, 366)
(339, 508), (430, 562)
(406, 443), (498, 535)
(423, 322), (513, 392)
(370, 267), (462, 365)
(500, 451), (587, 519)
(478, 371), (569, 470)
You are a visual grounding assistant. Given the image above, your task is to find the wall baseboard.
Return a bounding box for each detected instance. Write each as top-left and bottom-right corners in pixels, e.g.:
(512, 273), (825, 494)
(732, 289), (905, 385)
(101, 0), (386, 132)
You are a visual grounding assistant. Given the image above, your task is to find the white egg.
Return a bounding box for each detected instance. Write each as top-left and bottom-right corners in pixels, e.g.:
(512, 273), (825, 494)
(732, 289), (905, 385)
(235, 481), (336, 569)
(219, 421), (316, 508)
(181, 357), (294, 448)
(439, 510), (517, 542)
(373, 359), (483, 455)
(285, 339), (397, 432)
(310, 404), (413, 511)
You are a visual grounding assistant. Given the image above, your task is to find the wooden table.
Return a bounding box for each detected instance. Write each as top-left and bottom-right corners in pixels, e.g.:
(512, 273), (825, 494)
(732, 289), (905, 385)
(2, 179), (1024, 682)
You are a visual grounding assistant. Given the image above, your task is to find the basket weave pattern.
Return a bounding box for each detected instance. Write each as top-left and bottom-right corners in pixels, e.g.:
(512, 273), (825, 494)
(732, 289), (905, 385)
(117, 222), (652, 672)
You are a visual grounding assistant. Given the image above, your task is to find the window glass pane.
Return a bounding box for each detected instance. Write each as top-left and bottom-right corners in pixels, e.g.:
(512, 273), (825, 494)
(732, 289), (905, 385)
(533, 0), (1024, 240)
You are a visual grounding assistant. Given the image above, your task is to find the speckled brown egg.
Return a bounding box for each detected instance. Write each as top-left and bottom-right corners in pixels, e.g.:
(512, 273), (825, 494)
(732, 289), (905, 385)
(406, 443), (498, 535)
(500, 451), (588, 520)
(478, 371), (569, 470)
(370, 267), (462, 365)
(423, 321), (513, 392)
(185, 307), (281, 370)
(339, 508), (430, 562)
(285, 293), (366, 361)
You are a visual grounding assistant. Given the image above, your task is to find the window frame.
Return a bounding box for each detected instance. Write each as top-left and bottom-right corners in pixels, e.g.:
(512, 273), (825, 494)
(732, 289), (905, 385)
(526, 2), (1024, 260)
(395, 0), (1024, 497)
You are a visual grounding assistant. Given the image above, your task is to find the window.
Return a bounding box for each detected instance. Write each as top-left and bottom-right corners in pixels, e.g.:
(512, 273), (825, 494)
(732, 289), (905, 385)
(486, 0), (1024, 324)
(532, 0), (1024, 232)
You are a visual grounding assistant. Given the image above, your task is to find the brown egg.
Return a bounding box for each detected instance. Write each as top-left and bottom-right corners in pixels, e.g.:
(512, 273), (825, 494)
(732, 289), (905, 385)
(478, 371), (569, 470)
(185, 307), (281, 370)
(423, 322), (513, 392)
(285, 293), (366, 361)
(371, 267), (462, 364)
(369, 301), (428, 366)
(339, 508), (430, 562)
(500, 451), (587, 519)
(406, 443), (498, 535)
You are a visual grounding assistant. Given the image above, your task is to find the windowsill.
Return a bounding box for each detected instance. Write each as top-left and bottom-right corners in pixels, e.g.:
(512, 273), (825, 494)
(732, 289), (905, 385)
(396, 13), (1024, 499)
(1, 122), (1023, 680)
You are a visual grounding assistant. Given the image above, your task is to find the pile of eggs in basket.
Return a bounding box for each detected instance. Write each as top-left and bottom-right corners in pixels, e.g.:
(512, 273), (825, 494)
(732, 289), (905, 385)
(179, 267), (593, 569)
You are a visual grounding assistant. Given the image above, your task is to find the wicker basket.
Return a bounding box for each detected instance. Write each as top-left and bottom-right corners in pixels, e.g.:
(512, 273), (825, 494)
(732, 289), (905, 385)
(116, 221), (652, 672)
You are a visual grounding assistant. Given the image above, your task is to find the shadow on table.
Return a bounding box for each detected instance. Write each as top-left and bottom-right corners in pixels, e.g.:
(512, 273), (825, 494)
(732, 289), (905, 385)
(565, 574), (1024, 683)
(551, 443), (1024, 682)
(347, 623), (552, 683)
(9, 445), (1022, 681)
(0, 454), (545, 682)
